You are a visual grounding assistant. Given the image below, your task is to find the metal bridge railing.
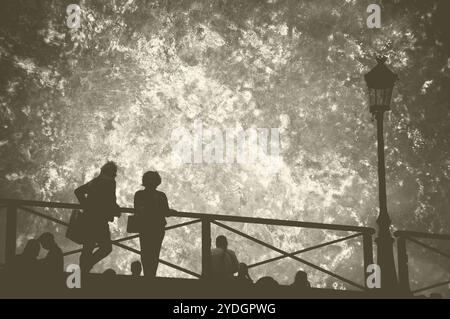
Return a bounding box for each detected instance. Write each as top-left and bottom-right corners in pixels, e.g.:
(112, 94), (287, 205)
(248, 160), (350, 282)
(395, 230), (450, 295)
(0, 198), (376, 291)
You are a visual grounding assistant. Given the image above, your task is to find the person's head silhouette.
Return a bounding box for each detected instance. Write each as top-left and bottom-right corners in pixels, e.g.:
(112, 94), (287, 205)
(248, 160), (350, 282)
(23, 239), (40, 259)
(293, 270), (310, 288)
(142, 171), (161, 190)
(130, 260), (142, 277)
(216, 235), (228, 250)
(38, 232), (57, 251)
(101, 161), (118, 178)
(255, 276), (278, 289)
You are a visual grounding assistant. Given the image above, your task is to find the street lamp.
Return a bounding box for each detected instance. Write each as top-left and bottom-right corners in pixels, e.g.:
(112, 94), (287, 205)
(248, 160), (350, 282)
(364, 56), (399, 293)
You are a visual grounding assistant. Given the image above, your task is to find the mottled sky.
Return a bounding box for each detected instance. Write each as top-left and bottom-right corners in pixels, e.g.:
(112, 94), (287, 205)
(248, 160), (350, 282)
(0, 0), (449, 295)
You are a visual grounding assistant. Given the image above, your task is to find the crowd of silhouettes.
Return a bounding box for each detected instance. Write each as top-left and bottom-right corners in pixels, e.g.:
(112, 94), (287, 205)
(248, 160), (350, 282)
(2, 160), (446, 299)
(9, 229), (314, 297)
(8, 233), (64, 289)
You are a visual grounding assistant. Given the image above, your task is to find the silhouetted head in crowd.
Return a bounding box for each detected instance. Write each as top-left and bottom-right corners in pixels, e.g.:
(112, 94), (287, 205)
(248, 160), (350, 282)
(216, 235), (228, 250)
(131, 260), (142, 277)
(23, 239), (40, 259)
(103, 268), (116, 276)
(101, 161), (118, 178)
(38, 232), (57, 250)
(293, 270), (311, 288)
(255, 276), (279, 289)
(142, 171), (161, 190)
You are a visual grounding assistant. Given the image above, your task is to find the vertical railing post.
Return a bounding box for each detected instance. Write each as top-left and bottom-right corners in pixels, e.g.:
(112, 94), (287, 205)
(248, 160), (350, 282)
(397, 236), (410, 294)
(5, 205), (17, 266)
(363, 232), (374, 288)
(201, 218), (211, 280)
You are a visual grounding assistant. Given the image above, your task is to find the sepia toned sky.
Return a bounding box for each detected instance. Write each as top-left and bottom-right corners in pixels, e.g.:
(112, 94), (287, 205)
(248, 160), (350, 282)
(0, 0), (449, 295)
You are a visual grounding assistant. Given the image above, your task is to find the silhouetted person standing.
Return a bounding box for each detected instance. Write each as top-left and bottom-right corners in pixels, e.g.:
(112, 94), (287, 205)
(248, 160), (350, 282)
(75, 161), (120, 274)
(130, 260), (142, 277)
(211, 235), (239, 279)
(38, 232), (63, 286)
(134, 171), (168, 278)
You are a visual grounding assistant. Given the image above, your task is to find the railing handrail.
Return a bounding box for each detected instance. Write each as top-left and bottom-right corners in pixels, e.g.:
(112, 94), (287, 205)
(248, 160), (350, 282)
(394, 230), (450, 241)
(1, 197), (376, 291)
(0, 198), (375, 234)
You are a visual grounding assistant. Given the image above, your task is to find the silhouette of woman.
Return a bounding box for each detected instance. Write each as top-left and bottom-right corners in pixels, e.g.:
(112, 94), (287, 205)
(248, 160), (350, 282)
(134, 171), (169, 278)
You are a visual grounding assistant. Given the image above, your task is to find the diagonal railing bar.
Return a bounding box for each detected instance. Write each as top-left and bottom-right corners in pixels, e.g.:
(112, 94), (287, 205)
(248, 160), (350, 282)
(113, 241), (201, 278)
(19, 206), (198, 244)
(113, 234), (139, 243)
(62, 243), (201, 278)
(212, 221), (366, 291)
(395, 231), (450, 294)
(109, 241), (140, 254)
(412, 280), (450, 295)
(248, 233), (363, 269)
(63, 235), (140, 256)
(20, 206), (199, 235)
(20, 205), (201, 237)
(19, 206), (69, 227)
(37, 215), (199, 261)
(407, 237), (450, 260)
(165, 219), (201, 231)
(158, 259), (202, 279)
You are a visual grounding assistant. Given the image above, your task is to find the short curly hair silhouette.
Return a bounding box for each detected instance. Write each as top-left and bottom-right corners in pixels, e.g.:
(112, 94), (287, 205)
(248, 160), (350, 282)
(142, 171), (161, 188)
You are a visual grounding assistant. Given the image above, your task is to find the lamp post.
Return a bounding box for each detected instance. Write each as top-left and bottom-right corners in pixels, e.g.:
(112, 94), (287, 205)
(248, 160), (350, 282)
(364, 56), (399, 293)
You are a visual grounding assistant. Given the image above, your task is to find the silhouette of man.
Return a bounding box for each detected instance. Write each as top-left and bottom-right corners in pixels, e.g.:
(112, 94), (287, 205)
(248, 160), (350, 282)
(75, 161), (120, 274)
(291, 270), (311, 290)
(211, 235), (239, 279)
(38, 232), (63, 280)
(130, 260), (142, 277)
(133, 171), (169, 278)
